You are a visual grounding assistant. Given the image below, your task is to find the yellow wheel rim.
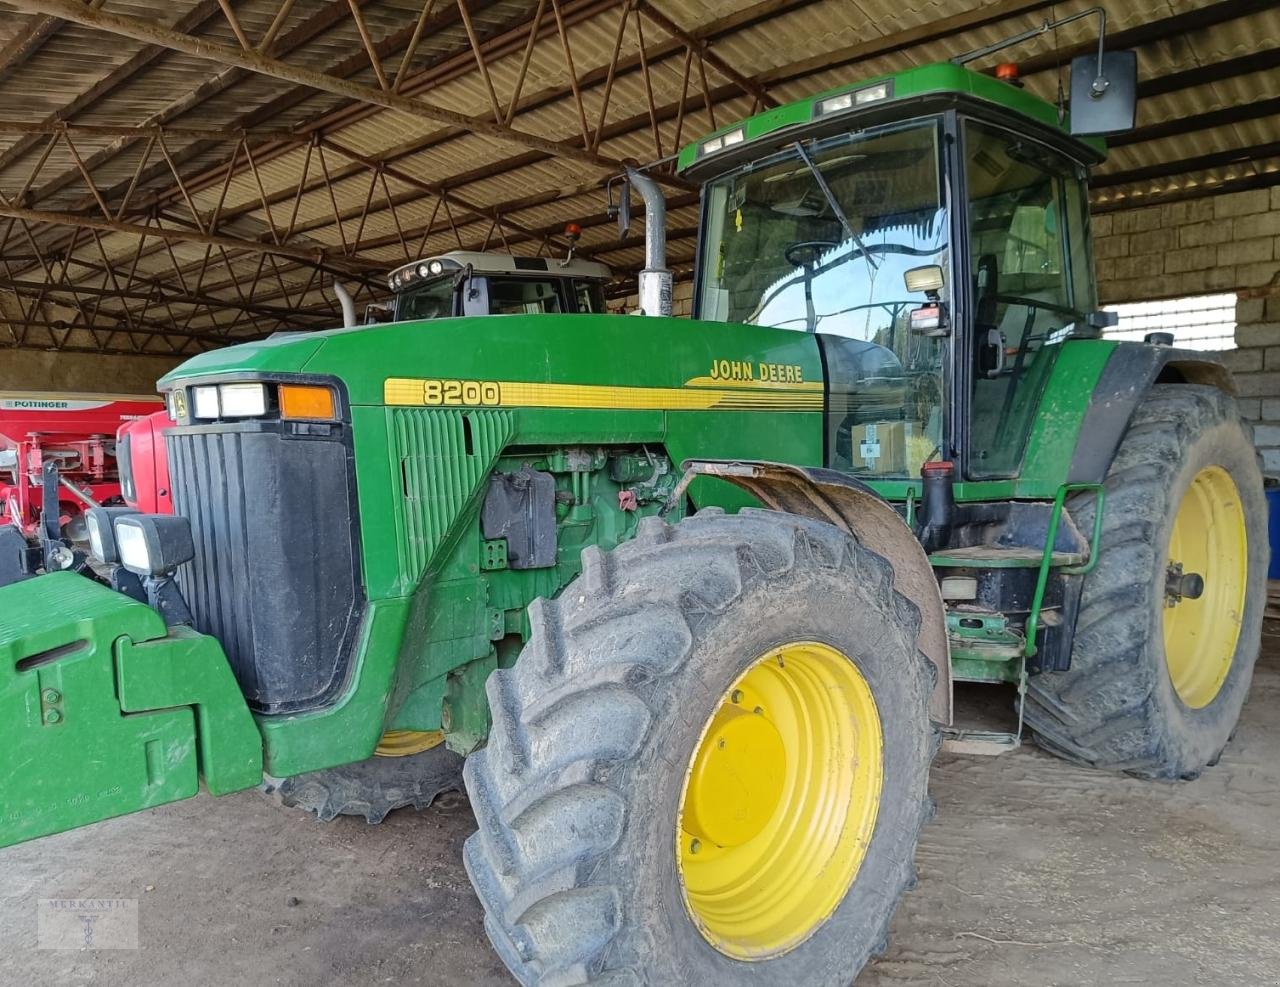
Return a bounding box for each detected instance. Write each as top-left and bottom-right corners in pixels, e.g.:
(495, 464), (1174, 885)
(675, 641), (883, 960)
(375, 729), (444, 757)
(1163, 465), (1248, 709)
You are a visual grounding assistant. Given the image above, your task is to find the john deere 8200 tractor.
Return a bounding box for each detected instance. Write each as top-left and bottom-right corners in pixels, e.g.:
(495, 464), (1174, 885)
(0, 22), (1266, 987)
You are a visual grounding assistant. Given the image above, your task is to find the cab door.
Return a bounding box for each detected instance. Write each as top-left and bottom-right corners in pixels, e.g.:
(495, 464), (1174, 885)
(961, 120), (1095, 478)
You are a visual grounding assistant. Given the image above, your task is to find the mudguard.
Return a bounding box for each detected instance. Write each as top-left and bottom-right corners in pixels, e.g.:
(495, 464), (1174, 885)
(1068, 343), (1233, 485)
(677, 459), (952, 725)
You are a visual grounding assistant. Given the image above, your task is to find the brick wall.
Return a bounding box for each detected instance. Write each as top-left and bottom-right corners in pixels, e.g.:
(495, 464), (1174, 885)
(1227, 292), (1280, 473)
(0, 348), (180, 396)
(1093, 187), (1280, 305)
(1094, 186), (1280, 473)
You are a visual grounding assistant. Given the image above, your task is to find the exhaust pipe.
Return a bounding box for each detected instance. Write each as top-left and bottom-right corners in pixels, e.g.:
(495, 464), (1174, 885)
(332, 280), (357, 328)
(625, 166), (673, 318)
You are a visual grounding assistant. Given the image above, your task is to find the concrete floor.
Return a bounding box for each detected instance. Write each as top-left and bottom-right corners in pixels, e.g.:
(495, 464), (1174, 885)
(4, 638), (1279, 986)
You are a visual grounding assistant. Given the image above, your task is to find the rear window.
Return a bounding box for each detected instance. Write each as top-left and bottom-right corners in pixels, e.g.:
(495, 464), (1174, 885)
(488, 278), (563, 314)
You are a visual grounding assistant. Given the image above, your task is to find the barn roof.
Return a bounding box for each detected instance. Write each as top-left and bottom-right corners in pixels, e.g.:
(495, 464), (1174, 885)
(0, 0), (1274, 356)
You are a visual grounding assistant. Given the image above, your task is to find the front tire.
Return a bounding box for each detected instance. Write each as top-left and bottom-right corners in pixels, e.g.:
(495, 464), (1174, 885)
(1025, 384), (1267, 778)
(262, 736), (463, 823)
(463, 509), (936, 985)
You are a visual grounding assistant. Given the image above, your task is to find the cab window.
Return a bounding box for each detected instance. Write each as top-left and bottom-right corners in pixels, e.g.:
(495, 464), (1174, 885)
(965, 121), (1092, 477)
(575, 280), (607, 313)
(397, 277), (456, 321)
(488, 278), (563, 314)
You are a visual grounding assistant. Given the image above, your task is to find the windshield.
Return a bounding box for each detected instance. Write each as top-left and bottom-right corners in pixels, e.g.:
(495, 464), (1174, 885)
(697, 120), (949, 335)
(397, 276), (455, 321)
(697, 120), (950, 479)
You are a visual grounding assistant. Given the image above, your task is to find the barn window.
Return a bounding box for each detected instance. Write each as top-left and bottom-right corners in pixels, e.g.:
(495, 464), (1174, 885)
(1102, 293), (1237, 351)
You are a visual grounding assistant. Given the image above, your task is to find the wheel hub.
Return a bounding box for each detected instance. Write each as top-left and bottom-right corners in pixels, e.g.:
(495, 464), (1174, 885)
(675, 642), (884, 960)
(1164, 562), (1205, 606)
(682, 705), (785, 849)
(375, 729), (444, 757)
(1162, 465), (1247, 708)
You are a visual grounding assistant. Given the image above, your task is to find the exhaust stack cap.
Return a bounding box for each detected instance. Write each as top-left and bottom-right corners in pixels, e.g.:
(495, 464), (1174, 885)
(624, 166), (672, 318)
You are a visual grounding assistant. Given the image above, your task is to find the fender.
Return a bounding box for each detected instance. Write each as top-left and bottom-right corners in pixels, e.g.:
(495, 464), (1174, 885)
(676, 459), (952, 725)
(1068, 343), (1234, 485)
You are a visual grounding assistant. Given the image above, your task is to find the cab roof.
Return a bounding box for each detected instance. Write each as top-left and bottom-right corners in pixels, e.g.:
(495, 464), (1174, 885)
(676, 61), (1102, 179)
(386, 251), (611, 292)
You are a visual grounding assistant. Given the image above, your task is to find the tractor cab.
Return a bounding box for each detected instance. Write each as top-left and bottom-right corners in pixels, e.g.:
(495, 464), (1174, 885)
(676, 61), (1120, 485)
(385, 250), (612, 322)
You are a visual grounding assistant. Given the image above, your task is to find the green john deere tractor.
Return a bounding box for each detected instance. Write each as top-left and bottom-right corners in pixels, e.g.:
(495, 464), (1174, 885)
(0, 23), (1267, 987)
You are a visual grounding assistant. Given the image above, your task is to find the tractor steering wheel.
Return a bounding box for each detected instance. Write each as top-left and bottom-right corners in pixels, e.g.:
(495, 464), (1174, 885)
(785, 240), (839, 267)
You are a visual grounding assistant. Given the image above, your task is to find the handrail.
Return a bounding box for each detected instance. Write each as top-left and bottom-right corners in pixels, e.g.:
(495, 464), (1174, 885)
(1023, 482), (1105, 658)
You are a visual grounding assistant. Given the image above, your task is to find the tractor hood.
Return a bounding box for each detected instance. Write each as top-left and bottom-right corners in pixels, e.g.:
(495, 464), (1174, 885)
(159, 331), (328, 386)
(293, 312), (823, 407)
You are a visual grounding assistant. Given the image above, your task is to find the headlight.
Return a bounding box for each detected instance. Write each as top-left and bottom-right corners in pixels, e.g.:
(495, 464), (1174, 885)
(85, 506), (139, 564)
(113, 514), (194, 577)
(417, 263), (431, 277)
(192, 385), (220, 419)
(191, 382), (268, 420)
(218, 382), (267, 417)
(428, 259), (444, 275)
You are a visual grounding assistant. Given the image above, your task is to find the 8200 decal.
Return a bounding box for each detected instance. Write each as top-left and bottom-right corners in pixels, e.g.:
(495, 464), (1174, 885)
(417, 378), (501, 406)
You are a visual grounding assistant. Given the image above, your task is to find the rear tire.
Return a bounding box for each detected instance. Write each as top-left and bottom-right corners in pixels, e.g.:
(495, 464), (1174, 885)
(462, 508), (936, 985)
(1025, 385), (1267, 778)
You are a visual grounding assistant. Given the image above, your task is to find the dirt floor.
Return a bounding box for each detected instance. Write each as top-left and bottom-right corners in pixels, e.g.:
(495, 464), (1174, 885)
(4, 638), (1279, 986)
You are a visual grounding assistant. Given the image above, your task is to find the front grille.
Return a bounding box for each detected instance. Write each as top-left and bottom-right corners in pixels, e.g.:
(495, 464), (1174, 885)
(167, 424), (362, 714)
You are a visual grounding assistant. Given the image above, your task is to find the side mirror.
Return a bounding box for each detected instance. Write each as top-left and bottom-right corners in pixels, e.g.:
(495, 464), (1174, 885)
(1069, 50), (1137, 136)
(607, 174), (632, 238)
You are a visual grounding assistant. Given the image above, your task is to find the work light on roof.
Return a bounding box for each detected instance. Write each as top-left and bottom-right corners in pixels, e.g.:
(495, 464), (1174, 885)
(815, 81), (892, 118)
(699, 127), (745, 157)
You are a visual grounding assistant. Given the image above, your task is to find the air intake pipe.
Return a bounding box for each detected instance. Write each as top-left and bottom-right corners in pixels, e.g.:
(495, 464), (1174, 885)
(332, 280), (356, 329)
(625, 166), (673, 317)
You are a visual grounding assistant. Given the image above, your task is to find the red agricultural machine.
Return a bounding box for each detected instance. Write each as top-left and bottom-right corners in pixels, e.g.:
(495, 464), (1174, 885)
(116, 408), (174, 515)
(0, 390), (162, 584)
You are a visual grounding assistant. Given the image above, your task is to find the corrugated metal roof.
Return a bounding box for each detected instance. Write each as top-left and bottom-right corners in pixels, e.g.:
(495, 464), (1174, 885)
(0, 0), (1273, 354)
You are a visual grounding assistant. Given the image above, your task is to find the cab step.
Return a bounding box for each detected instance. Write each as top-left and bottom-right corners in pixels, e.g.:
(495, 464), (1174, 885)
(929, 545), (1087, 568)
(941, 728), (1021, 756)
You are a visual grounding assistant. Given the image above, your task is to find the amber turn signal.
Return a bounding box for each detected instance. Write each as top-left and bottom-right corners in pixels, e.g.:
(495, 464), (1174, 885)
(279, 384), (336, 420)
